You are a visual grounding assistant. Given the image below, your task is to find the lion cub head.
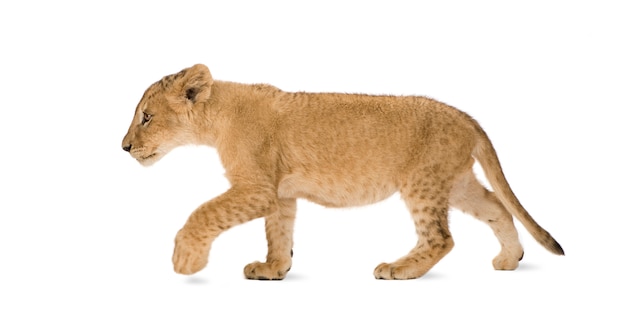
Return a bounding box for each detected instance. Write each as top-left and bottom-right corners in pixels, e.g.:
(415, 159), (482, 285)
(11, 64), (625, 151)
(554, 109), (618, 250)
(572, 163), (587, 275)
(122, 64), (213, 166)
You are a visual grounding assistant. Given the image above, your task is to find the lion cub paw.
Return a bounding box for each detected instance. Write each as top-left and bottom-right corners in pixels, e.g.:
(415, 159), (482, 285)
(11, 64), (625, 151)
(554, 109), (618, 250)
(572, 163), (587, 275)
(492, 251), (524, 270)
(244, 260), (291, 280)
(172, 229), (210, 275)
(374, 262), (424, 280)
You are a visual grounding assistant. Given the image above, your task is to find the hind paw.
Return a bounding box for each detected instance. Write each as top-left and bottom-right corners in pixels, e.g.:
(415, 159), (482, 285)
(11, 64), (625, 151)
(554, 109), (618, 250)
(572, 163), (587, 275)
(374, 262), (425, 280)
(492, 251), (524, 270)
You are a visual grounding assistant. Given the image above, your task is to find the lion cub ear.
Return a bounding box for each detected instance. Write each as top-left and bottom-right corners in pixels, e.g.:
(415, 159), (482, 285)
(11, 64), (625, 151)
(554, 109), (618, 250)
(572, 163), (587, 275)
(168, 64), (214, 112)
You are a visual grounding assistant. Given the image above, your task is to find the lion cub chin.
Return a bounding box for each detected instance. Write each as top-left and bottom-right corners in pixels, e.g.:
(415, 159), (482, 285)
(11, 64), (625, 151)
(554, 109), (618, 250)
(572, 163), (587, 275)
(122, 64), (563, 280)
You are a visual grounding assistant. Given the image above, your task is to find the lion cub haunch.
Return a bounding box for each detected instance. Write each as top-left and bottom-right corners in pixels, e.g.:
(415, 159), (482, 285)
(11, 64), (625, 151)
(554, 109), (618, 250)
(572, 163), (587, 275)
(122, 64), (563, 280)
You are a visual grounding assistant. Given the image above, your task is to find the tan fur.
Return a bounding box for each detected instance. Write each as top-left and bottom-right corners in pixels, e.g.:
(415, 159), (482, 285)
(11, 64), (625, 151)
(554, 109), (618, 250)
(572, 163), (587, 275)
(122, 64), (563, 280)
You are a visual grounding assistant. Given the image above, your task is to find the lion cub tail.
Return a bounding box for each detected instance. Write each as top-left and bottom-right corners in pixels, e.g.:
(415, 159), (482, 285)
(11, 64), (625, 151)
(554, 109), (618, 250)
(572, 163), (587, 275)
(472, 126), (564, 256)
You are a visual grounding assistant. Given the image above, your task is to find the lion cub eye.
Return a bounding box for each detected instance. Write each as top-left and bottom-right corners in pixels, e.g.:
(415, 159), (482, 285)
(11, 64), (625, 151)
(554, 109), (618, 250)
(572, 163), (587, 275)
(141, 112), (153, 125)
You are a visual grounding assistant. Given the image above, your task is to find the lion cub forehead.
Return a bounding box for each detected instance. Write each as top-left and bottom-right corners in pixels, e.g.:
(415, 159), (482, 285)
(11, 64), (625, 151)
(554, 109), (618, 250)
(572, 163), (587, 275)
(139, 79), (170, 105)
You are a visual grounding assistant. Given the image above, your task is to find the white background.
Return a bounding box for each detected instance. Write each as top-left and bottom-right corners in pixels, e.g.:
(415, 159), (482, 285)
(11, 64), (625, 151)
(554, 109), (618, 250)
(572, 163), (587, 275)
(1, 1), (624, 314)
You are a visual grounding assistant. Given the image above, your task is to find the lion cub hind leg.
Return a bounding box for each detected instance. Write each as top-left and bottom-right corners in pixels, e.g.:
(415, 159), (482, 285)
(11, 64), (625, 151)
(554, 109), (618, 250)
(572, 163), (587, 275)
(449, 170), (524, 270)
(244, 198), (296, 280)
(374, 176), (455, 280)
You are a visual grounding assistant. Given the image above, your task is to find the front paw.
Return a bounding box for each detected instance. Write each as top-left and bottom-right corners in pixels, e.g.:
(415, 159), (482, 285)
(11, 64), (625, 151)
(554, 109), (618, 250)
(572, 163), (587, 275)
(172, 229), (210, 275)
(244, 260), (291, 280)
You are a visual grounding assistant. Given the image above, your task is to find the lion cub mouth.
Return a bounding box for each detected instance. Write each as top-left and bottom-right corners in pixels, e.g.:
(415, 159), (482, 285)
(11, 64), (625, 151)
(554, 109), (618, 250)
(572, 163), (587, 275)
(137, 153), (159, 165)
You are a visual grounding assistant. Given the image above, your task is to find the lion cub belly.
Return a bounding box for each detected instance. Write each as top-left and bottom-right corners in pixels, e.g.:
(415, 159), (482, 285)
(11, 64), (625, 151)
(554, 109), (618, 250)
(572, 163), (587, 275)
(277, 173), (397, 208)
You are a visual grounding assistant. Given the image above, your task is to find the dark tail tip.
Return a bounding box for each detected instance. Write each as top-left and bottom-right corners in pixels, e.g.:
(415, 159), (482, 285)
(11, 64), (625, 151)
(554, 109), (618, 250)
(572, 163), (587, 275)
(550, 239), (565, 256)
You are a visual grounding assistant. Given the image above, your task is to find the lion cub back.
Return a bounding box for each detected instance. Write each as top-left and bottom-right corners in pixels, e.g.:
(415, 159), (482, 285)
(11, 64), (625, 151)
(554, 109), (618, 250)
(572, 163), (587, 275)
(273, 93), (478, 208)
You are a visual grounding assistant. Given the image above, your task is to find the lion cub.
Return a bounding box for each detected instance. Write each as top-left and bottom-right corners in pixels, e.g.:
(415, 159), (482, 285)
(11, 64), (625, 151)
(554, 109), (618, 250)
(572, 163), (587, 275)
(122, 64), (563, 280)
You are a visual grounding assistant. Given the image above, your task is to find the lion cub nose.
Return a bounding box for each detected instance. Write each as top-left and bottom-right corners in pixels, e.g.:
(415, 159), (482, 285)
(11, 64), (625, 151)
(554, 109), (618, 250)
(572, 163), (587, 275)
(122, 144), (132, 152)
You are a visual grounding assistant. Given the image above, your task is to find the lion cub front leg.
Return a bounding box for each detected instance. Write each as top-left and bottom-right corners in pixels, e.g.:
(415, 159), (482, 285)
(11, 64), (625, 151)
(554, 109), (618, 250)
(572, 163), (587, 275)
(173, 186), (270, 275)
(244, 198), (296, 280)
